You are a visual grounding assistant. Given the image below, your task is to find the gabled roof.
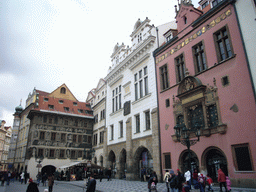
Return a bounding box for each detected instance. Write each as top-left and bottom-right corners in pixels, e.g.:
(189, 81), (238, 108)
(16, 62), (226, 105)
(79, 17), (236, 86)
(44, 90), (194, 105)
(96, 78), (106, 91)
(48, 83), (78, 101)
(86, 88), (96, 102)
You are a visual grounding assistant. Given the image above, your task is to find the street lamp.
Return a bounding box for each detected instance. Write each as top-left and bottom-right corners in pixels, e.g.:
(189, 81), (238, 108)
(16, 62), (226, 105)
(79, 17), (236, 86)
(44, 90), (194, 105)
(35, 155), (44, 175)
(174, 122), (201, 187)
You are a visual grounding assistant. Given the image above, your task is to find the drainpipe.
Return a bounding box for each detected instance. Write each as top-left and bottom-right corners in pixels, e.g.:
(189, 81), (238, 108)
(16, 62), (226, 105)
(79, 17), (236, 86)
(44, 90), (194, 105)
(156, 27), (160, 48)
(153, 55), (163, 182)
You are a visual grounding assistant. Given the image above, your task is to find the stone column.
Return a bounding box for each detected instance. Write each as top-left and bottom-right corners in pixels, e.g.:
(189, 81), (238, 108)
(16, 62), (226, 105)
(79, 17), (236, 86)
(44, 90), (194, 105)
(125, 117), (136, 180)
(151, 107), (162, 181)
(103, 127), (108, 168)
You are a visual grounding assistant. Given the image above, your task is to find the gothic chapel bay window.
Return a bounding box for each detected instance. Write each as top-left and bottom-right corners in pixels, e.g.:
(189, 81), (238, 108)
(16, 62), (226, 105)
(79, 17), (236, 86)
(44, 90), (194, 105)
(112, 85), (122, 113)
(134, 66), (149, 101)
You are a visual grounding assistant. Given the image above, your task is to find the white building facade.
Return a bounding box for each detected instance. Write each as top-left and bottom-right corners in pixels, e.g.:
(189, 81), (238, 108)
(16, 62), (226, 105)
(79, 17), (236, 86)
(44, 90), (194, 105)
(104, 18), (176, 180)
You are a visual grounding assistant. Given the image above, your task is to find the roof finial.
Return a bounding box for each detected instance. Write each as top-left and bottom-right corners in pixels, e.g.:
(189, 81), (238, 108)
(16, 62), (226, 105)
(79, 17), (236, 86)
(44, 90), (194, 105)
(20, 99), (22, 105)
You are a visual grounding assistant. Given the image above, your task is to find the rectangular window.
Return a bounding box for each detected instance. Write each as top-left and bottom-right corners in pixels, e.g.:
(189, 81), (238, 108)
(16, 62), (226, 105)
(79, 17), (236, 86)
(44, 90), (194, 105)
(43, 116), (47, 123)
(64, 107), (69, 112)
(193, 42), (207, 74)
(119, 121), (123, 138)
(78, 135), (82, 143)
(135, 114), (140, 133)
(112, 86), (122, 113)
(48, 105), (54, 109)
(64, 120), (68, 125)
(160, 64), (169, 90)
(49, 149), (55, 158)
(93, 134), (98, 145)
(110, 125), (114, 140)
(78, 151), (82, 158)
(214, 26), (233, 62)
(94, 114), (98, 123)
(166, 99), (170, 107)
(71, 151), (76, 159)
(60, 150), (65, 158)
(175, 54), (186, 82)
(212, 0), (223, 7)
(145, 111), (150, 130)
(134, 66), (148, 100)
(39, 132), (45, 140)
(61, 133), (66, 142)
(73, 135), (77, 143)
(232, 143), (253, 171)
(164, 153), (171, 169)
(51, 132), (56, 141)
(100, 131), (104, 143)
(202, 1), (209, 9)
(88, 136), (92, 144)
(38, 149), (44, 157)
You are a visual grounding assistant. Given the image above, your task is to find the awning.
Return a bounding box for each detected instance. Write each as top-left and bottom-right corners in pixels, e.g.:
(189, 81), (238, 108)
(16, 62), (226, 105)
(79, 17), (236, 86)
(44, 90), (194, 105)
(59, 161), (84, 169)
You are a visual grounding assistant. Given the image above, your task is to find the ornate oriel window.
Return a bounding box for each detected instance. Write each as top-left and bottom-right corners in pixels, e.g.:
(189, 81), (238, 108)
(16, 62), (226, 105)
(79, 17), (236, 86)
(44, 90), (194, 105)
(172, 76), (227, 141)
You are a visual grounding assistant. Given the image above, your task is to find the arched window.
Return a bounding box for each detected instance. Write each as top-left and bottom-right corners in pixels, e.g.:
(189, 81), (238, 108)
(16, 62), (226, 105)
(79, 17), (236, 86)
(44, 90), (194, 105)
(60, 87), (66, 94)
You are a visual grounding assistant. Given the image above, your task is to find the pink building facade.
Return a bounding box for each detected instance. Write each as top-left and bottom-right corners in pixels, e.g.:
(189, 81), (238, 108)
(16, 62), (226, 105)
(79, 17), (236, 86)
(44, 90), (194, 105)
(154, 0), (256, 187)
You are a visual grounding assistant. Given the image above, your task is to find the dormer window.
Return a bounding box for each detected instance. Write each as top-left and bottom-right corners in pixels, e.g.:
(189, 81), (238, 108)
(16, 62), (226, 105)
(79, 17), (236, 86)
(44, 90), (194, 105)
(60, 87), (66, 94)
(202, 1), (209, 9)
(167, 34), (173, 42)
(184, 16), (187, 24)
(64, 107), (69, 112)
(212, 0), (223, 7)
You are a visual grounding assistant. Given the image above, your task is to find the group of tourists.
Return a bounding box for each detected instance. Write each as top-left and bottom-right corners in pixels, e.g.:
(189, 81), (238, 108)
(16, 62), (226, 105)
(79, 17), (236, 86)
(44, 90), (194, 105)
(26, 173), (55, 192)
(148, 167), (231, 192)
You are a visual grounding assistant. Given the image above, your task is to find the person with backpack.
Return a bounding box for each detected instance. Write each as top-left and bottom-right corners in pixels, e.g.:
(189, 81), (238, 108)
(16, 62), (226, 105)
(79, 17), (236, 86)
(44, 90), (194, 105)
(175, 169), (185, 192)
(169, 170), (177, 192)
(164, 170), (171, 192)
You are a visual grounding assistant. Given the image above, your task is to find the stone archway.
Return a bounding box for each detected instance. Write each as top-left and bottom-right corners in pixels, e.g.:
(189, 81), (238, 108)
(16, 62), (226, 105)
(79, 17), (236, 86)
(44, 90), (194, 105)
(179, 150), (199, 174)
(42, 165), (56, 176)
(134, 146), (152, 180)
(107, 150), (116, 177)
(202, 147), (228, 182)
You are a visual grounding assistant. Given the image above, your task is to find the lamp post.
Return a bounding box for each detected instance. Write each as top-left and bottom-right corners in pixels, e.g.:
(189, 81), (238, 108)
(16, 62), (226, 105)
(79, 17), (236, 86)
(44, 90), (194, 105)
(174, 122), (201, 187)
(35, 155), (44, 175)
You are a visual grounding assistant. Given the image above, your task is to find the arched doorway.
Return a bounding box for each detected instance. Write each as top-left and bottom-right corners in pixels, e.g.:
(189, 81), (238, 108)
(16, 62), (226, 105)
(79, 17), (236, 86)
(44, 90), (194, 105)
(108, 150), (116, 177)
(100, 156), (103, 167)
(134, 146), (152, 180)
(179, 150), (199, 174)
(204, 148), (228, 182)
(42, 165), (56, 176)
(119, 149), (126, 179)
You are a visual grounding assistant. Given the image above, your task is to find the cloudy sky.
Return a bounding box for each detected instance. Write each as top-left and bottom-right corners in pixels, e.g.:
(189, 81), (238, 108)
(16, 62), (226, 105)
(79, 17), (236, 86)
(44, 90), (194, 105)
(0, 0), (199, 126)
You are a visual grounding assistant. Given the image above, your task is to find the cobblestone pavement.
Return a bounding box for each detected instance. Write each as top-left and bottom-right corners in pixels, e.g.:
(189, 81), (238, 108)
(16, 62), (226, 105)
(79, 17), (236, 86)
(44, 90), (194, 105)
(0, 179), (255, 192)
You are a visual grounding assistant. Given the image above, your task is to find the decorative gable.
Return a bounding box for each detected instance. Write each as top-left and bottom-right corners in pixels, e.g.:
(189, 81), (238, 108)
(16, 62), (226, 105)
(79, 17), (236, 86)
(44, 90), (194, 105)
(48, 84), (78, 101)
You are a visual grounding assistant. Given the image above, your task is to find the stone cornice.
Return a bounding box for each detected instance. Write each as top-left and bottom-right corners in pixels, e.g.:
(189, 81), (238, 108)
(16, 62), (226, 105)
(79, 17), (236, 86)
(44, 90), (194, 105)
(105, 36), (156, 84)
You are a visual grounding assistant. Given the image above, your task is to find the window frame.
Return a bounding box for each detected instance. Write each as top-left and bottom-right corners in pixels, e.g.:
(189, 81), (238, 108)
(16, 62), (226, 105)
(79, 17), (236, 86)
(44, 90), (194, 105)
(213, 25), (234, 63)
(135, 114), (140, 133)
(192, 41), (207, 74)
(159, 64), (169, 90)
(175, 53), (186, 83)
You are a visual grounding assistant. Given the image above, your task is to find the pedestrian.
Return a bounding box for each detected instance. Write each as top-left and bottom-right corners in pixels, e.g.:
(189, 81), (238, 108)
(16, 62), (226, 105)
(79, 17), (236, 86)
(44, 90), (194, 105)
(169, 169), (176, 192)
(175, 169), (184, 192)
(148, 176), (158, 192)
(24, 171), (30, 184)
(164, 170), (171, 192)
(99, 169), (103, 182)
(26, 178), (39, 192)
(106, 167), (112, 181)
(42, 172), (47, 186)
(20, 171), (25, 184)
(48, 174), (54, 192)
(198, 173), (206, 192)
(141, 167), (146, 182)
(184, 168), (191, 189)
(6, 171), (11, 185)
(11, 171), (15, 182)
(36, 172), (42, 186)
(206, 174), (214, 191)
(218, 167), (227, 192)
(1, 173), (5, 186)
(86, 175), (96, 192)
(226, 176), (231, 192)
